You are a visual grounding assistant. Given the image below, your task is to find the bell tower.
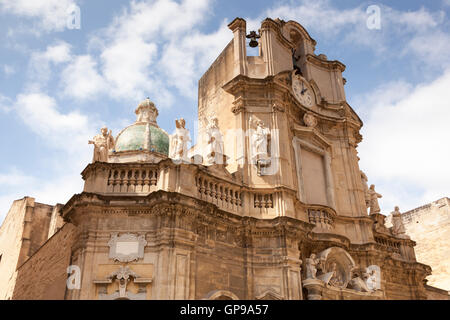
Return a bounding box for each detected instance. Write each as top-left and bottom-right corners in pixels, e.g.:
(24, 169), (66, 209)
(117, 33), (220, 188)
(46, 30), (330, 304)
(198, 17), (365, 221)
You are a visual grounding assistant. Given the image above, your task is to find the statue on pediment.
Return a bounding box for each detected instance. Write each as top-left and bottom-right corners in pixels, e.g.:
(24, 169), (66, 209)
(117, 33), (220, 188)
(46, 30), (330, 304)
(205, 116), (224, 165)
(305, 253), (320, 279)
(169, 118), (191, 162)
(360, 171), (370, 209)
(368, 184), (382, 214)
(391, 206), (407, 237)
(89, 126), (115, 163)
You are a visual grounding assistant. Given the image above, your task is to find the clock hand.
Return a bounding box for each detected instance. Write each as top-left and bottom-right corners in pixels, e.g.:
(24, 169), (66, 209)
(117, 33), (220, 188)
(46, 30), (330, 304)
(301, 82), (308, 95)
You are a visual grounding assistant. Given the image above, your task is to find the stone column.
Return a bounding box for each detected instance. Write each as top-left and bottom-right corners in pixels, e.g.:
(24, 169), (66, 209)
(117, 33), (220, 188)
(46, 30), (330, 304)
(260, 19), (274, 76)
(228, 18), (247, 77)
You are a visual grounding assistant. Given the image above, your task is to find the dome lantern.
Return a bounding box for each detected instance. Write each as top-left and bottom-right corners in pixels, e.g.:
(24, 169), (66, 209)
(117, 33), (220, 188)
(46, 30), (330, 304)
(135, 97), (159, 127)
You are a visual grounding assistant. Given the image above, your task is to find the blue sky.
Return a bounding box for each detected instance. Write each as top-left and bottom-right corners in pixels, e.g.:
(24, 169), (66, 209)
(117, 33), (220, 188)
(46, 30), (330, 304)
(1, 0), (449, 223)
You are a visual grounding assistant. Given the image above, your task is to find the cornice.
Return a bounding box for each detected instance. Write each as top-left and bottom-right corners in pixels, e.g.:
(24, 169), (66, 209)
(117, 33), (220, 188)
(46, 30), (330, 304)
(306, 54), (346, 72)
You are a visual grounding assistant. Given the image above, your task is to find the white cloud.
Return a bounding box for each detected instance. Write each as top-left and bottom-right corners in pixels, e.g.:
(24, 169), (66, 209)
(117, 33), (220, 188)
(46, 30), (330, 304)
(0, 169), (85, 225)
(61, 55), (105, 99)
(0, 0), (78, 32)
(0, 168), (36, 187)
(358, 69), (450, 212)
(262, 1), (449, 66)
(159, 21), (231, 97)
(266, 0), (363, 35)
(3, 64), (15, 76)
(84, 0), (219, 105)
(14, 92), (93, 152)
(100, 37), (157, 100)
(0, 91), (97, 224)
(403, 31), (450, 67)
(28, 42), (72, 90)
(0, 93), (13, 112)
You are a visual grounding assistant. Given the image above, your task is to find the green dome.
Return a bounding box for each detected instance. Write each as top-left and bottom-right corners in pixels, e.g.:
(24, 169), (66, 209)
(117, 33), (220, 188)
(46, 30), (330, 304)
(114, 123), (169, 155)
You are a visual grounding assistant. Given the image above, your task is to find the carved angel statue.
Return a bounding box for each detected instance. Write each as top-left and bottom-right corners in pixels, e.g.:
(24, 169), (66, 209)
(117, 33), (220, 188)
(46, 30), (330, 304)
(251, 119), (270, 161)
(205, 116), (224, 165)
(88, 126), (115, 163)
(391, 206), (406, 236)
(305, 253), (320, 279)
(169, 118), (191, 162)
(368, 184), (382, 214)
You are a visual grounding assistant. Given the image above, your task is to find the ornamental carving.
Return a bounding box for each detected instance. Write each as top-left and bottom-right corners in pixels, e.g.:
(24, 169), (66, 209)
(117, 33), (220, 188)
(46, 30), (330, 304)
(303, 113), (317, 128)
(304, 247), (356, 289)
(108, 233), (147, 262)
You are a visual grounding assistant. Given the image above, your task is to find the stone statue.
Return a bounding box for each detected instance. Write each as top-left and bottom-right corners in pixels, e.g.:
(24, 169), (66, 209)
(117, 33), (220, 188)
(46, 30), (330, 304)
(348, 273), (371, 292)
(169, 118), (190, 162)
(328, 262), (344, 287)
(305, 253), (320, 279)
(88, 126), (115, 163)
(365, 265), (381, 290)
(360, 171), (370, 208)
(368, 184), (382, 214)
(252, 120), (270, 159)
(391, 206), (406, 237)
(205, 116), (224, 165)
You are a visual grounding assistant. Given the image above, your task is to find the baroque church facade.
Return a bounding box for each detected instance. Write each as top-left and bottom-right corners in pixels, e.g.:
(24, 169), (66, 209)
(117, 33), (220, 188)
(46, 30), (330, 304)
(1, 17), (448, 300)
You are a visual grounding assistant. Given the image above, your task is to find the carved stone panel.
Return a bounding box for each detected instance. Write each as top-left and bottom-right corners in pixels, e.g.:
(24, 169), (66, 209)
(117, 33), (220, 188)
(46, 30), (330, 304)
(108, 233), (147, 262)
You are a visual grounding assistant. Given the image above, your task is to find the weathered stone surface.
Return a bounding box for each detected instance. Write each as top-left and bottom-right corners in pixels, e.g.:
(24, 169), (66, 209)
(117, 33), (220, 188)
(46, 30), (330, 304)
(398, 198), (450, 292)
(0, 17), (448, 301)
(12, 223), (76, 300)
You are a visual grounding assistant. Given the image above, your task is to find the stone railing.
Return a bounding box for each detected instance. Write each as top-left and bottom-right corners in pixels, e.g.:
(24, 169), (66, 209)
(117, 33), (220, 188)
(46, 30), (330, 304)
(195, 175), (243, 213)
(374, 236), (401, 254)
(307, 207), (335, 230)
(82, 161), (288, 218)
(106, 167), (159, 193)
(253, 193), (274, 209)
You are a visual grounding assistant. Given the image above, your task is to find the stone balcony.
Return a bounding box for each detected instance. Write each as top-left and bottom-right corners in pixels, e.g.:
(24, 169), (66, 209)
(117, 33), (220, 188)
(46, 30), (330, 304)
(81, 159), (335, 222)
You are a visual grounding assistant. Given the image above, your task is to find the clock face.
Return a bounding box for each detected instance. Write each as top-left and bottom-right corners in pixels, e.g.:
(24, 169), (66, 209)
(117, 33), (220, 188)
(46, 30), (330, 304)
(292, 77), (313, 107)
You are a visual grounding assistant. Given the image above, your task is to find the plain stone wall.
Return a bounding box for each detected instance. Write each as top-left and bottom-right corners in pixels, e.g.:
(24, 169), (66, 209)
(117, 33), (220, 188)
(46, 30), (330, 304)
(0, 198), (29, 299)
(0, 197), (55, 300)
(12, 223), (76, 300)
(401, 198), (450, 291)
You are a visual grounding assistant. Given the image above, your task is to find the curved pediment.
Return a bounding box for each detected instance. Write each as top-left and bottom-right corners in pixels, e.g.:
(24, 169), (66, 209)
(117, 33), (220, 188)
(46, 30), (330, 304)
(283, 20), (317, 47)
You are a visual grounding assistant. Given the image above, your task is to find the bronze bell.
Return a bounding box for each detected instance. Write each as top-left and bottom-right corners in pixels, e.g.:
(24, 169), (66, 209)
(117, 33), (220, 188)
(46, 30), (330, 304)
(246, 31), (260, 48)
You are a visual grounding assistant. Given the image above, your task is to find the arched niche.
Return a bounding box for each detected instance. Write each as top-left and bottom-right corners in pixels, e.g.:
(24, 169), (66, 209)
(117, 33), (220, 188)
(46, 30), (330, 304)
(204, 290), (239, 300)
(317, 247), (356, 289)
